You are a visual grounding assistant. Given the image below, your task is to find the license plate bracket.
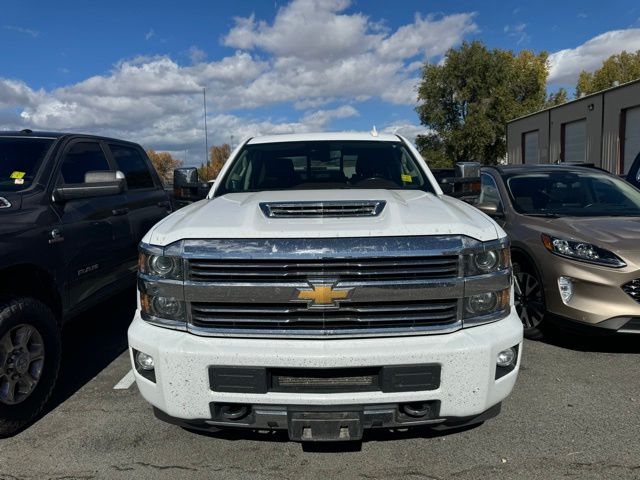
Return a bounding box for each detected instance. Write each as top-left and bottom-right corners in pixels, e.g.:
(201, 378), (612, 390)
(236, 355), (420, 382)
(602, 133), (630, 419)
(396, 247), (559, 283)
(288, 411), (363, 442)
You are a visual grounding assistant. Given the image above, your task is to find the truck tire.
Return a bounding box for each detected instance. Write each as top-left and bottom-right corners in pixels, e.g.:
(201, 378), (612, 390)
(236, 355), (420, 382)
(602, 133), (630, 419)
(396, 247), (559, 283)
(513, 261), (546, 340)
(0, 297), (61, 437)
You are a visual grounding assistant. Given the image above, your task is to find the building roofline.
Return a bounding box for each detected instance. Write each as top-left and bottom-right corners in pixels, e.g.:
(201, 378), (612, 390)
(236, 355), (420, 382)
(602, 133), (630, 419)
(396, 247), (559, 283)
(507, 77), (640, 124)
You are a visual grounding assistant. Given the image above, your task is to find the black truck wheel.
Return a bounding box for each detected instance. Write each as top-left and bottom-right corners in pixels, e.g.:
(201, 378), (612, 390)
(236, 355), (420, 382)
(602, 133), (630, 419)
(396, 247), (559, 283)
(0, 297), (61, 437)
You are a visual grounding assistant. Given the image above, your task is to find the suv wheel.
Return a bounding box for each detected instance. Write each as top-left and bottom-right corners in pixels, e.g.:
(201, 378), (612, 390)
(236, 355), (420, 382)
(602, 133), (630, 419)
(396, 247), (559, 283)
(0, 297), (61, 437)
(513, 262), (546, 340)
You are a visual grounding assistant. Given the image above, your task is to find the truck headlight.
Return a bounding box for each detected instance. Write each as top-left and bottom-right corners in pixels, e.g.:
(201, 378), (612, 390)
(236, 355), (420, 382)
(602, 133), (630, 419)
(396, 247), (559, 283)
(139, 249), (184, 279)
(140, 293), (186, 325)
(465, 246), (511, 276)
(541, 234), (625, 268)
(463, 288), (510, 323)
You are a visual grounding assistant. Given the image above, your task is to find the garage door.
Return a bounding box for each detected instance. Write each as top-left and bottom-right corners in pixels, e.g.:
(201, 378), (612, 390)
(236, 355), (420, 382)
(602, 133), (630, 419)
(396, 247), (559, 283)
(523, 131), (539, 164)
(623, 106), (640, 174)
(563, 119), (586, 163)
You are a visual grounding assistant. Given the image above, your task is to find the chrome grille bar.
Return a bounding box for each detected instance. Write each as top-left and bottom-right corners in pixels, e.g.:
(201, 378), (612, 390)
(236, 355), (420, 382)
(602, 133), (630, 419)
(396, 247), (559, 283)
(188, 256), (459, 282)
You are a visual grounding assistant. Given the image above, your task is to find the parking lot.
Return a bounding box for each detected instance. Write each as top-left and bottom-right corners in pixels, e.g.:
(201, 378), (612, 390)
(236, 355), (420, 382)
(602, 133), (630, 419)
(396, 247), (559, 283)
(0, 290), (638, 480)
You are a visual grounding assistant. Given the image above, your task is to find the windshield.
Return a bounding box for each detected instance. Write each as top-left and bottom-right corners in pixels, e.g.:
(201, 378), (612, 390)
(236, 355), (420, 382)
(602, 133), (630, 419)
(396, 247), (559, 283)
(505, 170), (640, 217)
(216, 140), (433, 195)
(0, 137), (54, 192)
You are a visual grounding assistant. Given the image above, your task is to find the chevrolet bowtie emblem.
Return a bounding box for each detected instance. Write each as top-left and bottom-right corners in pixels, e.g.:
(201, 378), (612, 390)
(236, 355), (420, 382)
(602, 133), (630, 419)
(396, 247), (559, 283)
(296, 283), (352, 308)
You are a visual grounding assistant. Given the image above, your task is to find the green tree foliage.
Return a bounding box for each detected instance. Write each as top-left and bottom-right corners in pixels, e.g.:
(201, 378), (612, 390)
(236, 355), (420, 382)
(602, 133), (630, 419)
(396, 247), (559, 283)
(576, 50), (640, 96)
(198, 143), (231, 181)
(416, 41), (548, 165)
(545, 88), (569, 108)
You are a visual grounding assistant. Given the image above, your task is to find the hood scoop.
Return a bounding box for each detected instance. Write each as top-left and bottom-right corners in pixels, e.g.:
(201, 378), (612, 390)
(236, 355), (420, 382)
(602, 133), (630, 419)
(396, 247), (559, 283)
(259, 200), (386, 218)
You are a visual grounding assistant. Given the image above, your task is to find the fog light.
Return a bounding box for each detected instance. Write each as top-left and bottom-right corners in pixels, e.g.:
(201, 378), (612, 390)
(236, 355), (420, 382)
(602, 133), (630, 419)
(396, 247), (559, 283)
(135, 351), (155, 371)
(558, 276), (573, 304)
(497, 347), (517, 368)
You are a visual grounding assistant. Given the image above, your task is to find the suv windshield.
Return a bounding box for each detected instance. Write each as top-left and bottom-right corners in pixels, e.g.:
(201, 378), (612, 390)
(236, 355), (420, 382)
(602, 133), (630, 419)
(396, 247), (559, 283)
(0, 137), (54, 192)
(505, 170), (640, 217)
(216, 140), (433, 195)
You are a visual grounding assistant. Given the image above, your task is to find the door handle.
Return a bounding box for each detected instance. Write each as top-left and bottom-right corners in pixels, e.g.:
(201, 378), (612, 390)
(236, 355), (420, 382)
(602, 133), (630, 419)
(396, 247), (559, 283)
(157, 200), (171, 208)
(111, 208), (130, 216)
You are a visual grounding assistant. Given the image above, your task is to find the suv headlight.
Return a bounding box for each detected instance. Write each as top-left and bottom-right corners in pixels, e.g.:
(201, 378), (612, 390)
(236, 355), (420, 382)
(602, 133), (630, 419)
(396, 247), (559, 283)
(139, 249), (184, 279)
(541, 234), (626, 268)
(464, 245), (511, 276)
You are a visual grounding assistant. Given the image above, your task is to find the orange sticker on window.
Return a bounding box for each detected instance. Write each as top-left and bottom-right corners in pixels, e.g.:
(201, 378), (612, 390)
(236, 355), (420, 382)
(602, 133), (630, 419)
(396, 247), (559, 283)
(401, 174), (413, 183)
(10, 171), (26, 179)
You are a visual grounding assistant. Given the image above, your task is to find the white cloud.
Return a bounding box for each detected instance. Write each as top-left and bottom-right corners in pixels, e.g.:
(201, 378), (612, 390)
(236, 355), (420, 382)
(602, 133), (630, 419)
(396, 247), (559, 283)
(548, 28), (640, 84)
(0, 79), (41, 108)
(381, 121), (430, 142)
(187, 46), (207, 64)
(2, 0), (477, 156)
(3, 25), (39, 38)
(504, 23), (529, 45)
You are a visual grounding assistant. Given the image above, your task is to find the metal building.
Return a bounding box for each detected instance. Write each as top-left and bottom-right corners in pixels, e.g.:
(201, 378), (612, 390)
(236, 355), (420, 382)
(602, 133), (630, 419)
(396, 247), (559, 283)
(507, 78), (640, 174)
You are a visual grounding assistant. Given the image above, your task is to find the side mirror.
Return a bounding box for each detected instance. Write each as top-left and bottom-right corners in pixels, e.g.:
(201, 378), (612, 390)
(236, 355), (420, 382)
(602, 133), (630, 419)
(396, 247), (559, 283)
(476, 202), (504, 217)
(174, 167), (199, 188)
(53, 170), (125, 202)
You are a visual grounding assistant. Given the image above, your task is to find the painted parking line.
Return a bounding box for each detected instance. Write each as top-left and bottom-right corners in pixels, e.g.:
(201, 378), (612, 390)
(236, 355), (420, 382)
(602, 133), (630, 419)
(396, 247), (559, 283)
(113, 369), (136, 390)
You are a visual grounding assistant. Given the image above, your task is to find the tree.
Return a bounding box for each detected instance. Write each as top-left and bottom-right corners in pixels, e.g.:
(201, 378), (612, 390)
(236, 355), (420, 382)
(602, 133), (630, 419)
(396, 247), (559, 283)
(576, 50), (640, 96)
(146, 150), (182, 183)
(198, 143), (231, 181)
(416, 41), (548, 165)
(545, 88), (569, 108)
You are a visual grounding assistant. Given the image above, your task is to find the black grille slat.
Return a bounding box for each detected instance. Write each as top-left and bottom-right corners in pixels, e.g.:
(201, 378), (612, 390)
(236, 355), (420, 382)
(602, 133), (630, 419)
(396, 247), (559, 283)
(623, 279), (640, 303)
(190, 300), (458, 331)
(189, 256), (459, 282)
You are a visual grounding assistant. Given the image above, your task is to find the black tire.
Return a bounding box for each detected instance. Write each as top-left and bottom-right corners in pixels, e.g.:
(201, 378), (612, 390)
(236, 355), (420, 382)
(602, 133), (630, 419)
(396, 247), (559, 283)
(0, 297), (61, 438)
(513, 261), (546, 340)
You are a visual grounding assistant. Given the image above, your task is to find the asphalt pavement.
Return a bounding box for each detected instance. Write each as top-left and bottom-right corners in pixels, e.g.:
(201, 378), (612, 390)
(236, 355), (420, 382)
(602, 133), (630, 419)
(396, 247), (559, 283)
(0, 291), (639, 480)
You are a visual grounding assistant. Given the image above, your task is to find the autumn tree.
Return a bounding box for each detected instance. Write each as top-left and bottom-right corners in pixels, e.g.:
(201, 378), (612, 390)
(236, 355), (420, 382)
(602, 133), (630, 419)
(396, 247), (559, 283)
(146, 150), (182, 183)
(416, 41), (549, 166)
(576, 50), (640, 96)
(198, 143), (231, 181)
(545, 88), (569, 108)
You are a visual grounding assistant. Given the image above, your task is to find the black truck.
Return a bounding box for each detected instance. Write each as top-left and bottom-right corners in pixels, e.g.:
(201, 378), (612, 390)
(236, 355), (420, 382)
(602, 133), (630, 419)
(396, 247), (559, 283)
(0, 130), (171, 436)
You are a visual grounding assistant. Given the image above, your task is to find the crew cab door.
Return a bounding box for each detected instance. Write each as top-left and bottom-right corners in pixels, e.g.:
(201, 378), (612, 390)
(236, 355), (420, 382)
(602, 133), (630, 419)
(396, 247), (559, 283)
(51, 139), (133, 310)
(106, 142), (170, 245)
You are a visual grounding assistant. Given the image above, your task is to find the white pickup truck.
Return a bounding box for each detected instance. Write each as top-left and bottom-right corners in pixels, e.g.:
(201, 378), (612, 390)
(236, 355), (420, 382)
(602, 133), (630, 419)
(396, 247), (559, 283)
(128, 132), (523, 442)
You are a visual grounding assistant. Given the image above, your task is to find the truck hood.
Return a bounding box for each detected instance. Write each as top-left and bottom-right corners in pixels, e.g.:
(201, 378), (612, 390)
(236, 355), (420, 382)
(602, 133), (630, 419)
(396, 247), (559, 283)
(145, 190), (501, 246)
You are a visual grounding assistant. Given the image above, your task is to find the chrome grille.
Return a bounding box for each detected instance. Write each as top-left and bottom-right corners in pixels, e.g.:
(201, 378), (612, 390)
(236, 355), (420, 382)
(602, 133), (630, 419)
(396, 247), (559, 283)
(622, 279), (640, 303)
(190, 299), (458, 333)
(259, 200), (386, 218)
(188, 256), (459, 282)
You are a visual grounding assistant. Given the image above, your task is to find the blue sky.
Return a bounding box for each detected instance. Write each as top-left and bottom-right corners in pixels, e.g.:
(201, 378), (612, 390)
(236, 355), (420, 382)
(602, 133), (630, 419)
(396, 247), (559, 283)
(2, 0), (640, 165)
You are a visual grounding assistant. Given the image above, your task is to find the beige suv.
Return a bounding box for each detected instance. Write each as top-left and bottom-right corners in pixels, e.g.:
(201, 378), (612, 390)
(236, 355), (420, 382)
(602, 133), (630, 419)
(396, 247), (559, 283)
(478, 164), (640, 339)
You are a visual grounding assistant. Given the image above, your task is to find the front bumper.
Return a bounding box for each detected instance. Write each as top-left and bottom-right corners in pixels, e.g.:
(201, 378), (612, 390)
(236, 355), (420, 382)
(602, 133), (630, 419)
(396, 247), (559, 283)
(128, 310), (522, 438)
(539, 252), (640, 332)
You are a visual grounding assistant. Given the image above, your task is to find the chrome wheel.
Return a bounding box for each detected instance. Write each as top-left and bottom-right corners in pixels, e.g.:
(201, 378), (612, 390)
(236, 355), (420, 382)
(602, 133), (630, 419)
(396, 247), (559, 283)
(514, 271), (545, 329)
(0, 324), (45, 405)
